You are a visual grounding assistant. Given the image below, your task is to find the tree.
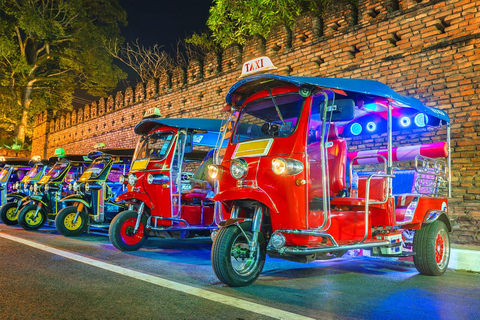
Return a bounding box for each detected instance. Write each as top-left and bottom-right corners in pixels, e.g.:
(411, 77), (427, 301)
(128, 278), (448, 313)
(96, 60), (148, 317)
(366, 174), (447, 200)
(0, 0), (127, 144)
(205, 0), (323, 49)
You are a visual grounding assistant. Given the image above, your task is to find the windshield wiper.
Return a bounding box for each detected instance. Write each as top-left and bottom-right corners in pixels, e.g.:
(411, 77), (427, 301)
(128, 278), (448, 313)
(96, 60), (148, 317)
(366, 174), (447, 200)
(268, 89), (286, 125)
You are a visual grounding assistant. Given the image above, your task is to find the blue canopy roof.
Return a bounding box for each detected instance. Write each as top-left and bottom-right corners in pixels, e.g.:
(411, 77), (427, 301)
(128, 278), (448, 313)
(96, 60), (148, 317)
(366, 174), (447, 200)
(135, 118), (225, 148)
(225, 75), (449, 122)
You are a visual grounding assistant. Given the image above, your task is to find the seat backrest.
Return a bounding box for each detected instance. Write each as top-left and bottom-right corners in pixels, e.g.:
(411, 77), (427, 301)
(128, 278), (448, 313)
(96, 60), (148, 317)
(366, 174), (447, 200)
(308, 124), (347, 197)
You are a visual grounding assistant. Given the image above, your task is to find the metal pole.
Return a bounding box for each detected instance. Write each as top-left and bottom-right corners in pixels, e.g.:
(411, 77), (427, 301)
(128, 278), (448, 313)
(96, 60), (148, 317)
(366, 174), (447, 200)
(447, 122), (452, 198)
(387, 102), (393, 196)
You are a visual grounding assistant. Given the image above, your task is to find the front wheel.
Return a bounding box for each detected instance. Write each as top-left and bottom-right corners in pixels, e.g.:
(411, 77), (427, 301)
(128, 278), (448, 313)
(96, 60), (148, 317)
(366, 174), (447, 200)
(413, 220), (450, 276)
(211, 221), (266, 287)
(109, 210), (148, 251)
(17, 204), (47, 231)
(55, 206), (88, 236)
(0, 202), (19, 225)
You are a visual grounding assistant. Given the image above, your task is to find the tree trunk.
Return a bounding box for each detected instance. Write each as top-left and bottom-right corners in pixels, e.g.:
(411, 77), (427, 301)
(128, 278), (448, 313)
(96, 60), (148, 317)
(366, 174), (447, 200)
(16, 85), (33, 144)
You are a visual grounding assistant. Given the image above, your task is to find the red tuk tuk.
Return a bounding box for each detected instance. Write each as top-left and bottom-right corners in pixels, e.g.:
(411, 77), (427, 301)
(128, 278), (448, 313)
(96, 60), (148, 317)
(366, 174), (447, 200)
(109, 110), (226, 251)
(208, 57), (452, 286)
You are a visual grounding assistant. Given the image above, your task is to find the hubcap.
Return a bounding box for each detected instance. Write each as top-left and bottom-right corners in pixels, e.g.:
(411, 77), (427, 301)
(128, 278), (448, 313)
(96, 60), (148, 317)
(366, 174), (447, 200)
(120, 218), (144, 246)
(6, 207), (17, 221)
(25, 210), (42, 226)
(435, 229), (449, 269)
(230, 232), (260, 277)
(64, 212), (82, 230)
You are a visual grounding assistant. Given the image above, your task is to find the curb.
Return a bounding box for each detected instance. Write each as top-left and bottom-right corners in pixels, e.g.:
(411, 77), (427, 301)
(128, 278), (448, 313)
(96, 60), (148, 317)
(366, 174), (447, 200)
(449, 247), (480, 273)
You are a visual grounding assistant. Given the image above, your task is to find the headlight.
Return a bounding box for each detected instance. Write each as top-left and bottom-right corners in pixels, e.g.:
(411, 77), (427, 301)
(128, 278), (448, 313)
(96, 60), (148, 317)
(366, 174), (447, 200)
(147, 173), (169, 184)
(269, 232), (286, 249)
(128, 173), (137, 186)
(14, 182), (20, 190)
(85, 183), (90, 192)
(73, 181), (78, 191)
(45, 184), (50, 191)
(68, 183), (73, 191)
(33, 184), (37, 192)
(119, 175), (126, 184)
(272, 158), (304, 176)
(230, 158), (248, 180)
(208, 164), (221, 180)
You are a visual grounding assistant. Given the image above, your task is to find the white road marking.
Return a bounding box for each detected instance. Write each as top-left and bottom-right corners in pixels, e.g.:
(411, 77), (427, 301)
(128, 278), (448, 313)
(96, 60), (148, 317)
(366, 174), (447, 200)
(0, 233), (314, 320)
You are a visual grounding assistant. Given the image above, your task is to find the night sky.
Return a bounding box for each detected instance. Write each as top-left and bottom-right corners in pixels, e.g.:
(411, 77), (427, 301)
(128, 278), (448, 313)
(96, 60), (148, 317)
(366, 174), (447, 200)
(74, 0), (213, 107)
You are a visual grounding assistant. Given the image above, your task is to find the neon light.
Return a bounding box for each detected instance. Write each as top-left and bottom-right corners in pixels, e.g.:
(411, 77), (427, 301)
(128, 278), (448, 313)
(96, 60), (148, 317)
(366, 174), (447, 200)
(414, 113), (428, 127)
(400, 117), (411, 127)
(351, 123), (362, 136)
(363, 103), (377, 111)
(366, 122), (376, 132)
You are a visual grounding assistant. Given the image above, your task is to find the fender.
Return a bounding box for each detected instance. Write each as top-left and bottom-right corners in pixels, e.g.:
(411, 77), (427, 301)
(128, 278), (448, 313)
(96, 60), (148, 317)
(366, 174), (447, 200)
(29, 195), (48, 207)
(6, 192), (26, 200)
(218, 217), (252, 228)
(59, 194), (91, 208)
(115, 191), (153, 208)
(423, 210), (452, 232)
(214, 187), (280, 214)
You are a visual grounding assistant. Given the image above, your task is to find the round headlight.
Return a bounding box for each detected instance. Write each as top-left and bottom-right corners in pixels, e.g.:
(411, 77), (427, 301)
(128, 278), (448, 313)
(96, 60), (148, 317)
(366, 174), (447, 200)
(14, 182), (20, 190)
(147, 174), (154, 184)
(73, 181), (78, 191)
(208, 164), (221, 180)
(119, 175), (125, 184)
(85, 183), (90, 192)
(33, 184), (37, 192)
(230, 158), (248, 180)
(68, 183), (73, 191)
(272, 158), (287, 175)
(128, 173), (137, 186)
(45, 184), (50, 191)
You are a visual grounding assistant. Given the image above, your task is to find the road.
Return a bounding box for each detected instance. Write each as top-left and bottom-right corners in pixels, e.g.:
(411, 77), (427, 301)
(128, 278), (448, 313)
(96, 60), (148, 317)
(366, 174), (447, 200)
(0, 224), (479, 320)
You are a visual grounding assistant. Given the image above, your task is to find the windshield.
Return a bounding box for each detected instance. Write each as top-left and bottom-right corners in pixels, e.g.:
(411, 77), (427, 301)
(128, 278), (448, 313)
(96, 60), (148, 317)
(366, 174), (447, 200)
(0, 167), (10, 182)
(46, 162), (69, 179)
(133, 131), (174, 162)
(233, 94), (304, 143)
(26, 165), (41, 178)
(84, 158), (108, 179)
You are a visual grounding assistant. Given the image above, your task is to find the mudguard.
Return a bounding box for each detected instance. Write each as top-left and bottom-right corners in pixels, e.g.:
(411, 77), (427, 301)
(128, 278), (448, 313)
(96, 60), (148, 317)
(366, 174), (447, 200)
(29, 195), (48, 207)
(59, 194), (91, 208)
(423, 210), (452, 232)
(219, 217), (252, 228)
(6, 192), (26, 200)
(115, 191), (153, 208)
(214, 187), (280, 214)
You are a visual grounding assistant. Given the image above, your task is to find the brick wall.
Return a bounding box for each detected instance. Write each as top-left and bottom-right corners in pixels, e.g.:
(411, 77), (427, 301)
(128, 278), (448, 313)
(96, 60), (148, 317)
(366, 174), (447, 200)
(32, 0), (480, 244)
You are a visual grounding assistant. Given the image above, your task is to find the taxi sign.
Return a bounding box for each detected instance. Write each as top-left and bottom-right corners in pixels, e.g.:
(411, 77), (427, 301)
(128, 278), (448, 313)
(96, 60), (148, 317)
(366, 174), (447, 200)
(143, 107), (162, 118)
(0, 156), (5, 162)
(31, 155), (42, 162)
(55, 148), (66, 158)
(239, 56), (277, 79)
(94, 143), (106, 149)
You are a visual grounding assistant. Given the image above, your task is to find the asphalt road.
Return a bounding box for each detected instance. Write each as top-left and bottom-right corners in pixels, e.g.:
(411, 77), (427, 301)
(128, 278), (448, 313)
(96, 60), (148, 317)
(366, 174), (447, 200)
(0, 224), (479, 320)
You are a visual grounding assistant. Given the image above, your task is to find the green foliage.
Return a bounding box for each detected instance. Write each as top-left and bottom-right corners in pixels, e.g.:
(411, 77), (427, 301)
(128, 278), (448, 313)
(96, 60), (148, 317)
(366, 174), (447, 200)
(205, 0), (323, 48)
(0, 0), (128, 143)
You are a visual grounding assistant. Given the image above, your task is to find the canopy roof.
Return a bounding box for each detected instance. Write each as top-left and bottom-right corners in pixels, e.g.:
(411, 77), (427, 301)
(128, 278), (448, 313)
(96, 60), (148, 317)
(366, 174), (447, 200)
(135, 118), (224, 148)
(48, 154), (91, 164)
(1, 158), (33, 166)
(225, 75), (449, 123)
(135, 118), (223, 135)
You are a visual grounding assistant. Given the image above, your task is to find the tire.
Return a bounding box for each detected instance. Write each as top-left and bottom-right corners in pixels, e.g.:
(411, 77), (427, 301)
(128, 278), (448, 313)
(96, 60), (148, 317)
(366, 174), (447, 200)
(413, 220), (450, 276)
(55, 206), (87, 236)
(0, 202), (19, 225)
(109, 210), (148, 251)
(211, 221), (266, 287)
(17, 204), (47, 231)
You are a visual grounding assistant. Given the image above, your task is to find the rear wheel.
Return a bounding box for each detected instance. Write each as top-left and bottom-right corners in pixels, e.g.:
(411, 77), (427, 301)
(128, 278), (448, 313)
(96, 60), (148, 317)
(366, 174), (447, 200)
(0, 202), (19, 225)
(109, 210), (148, 251)
(17, 204), (47, 231)
(55, 206), (87, 236)
(413, 220), (450, 276)
(211, 221), (266, 287)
